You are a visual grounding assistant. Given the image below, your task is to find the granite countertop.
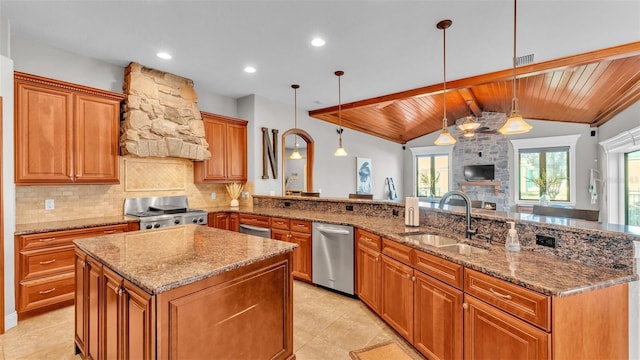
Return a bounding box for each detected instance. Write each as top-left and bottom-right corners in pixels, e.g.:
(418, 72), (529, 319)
(15, 216), (139, 235)
(74, 225), (297, 294)
(18, 204), (638, 298)
(219, 207), (638, 297)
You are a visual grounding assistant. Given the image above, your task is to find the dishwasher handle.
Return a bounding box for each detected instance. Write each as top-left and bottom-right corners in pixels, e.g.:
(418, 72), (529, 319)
(239, 224), (271, 232)
(316, 226), (351, 235)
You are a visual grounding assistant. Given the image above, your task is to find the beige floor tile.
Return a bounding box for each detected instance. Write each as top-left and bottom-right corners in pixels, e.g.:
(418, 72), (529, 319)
(0, 280), (426, 360)
(294, 334), (352, 360)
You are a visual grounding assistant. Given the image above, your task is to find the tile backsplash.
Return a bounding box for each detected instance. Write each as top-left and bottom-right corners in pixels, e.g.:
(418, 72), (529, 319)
(15, 156), (253, 224)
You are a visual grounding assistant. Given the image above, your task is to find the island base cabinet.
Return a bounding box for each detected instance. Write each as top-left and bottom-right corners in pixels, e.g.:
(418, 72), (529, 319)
(75, 249), (155, 360)
(156, 252), (294, 360)
(464, 295), (550, 360)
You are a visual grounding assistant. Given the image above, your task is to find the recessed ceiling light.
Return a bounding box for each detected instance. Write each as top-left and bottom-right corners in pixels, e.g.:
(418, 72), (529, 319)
(244, 66), (257, 73)
(311, 37), (326, 47)
(156, 52), (172, 60)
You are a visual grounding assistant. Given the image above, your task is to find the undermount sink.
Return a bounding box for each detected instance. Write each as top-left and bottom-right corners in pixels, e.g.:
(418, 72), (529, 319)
(438, 243), (489, 255)
(400, 233), (458, 247)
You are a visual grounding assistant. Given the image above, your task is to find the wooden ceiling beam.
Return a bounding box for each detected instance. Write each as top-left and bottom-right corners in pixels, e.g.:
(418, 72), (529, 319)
(456, 88), (482, 117)
(309, 41), (640, 116)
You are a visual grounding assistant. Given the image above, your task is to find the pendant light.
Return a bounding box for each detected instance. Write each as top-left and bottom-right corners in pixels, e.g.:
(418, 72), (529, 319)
(458, 100), (481, 138)
(434, 20), (456, 146)
(289, 84), (303, 160)
(334, 70), (348, 156)
(499, 0), (532, 135)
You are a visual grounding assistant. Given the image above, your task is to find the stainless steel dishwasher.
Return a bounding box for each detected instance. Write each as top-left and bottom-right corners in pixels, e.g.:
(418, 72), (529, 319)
(312, 222), (354, 295)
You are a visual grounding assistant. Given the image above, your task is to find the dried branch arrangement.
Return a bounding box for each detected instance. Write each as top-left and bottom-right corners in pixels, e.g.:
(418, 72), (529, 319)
(225, 183), (244, 199)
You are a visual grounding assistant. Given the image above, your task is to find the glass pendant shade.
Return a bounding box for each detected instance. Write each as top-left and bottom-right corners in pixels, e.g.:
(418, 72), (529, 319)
(434, 127), (457, 146)
(334, 71), (348, 156)
(289, 83), (304, 159)
(289, 141), (302, 160)
(502, 0), (532, 135)
(435, 20), (456, 146)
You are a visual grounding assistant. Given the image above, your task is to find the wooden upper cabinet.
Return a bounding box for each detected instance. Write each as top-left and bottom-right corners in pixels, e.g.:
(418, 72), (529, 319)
(194, 112), (248, 183)
(14, 72), (123, 185)
(74, 94), (120, 183)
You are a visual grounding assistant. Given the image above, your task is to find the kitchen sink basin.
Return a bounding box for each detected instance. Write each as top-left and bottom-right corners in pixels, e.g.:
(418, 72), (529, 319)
(437, 243), (488, 255)
(400, 233), (458, 247)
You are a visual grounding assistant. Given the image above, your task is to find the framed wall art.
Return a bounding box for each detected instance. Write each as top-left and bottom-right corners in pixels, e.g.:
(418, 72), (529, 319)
(356, 157), (372, 194)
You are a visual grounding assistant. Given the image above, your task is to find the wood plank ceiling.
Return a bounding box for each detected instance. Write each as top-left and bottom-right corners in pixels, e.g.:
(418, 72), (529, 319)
(309, 42), (640, 144)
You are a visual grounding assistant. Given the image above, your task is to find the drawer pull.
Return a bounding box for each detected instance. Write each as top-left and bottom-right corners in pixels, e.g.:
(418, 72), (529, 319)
(39, 259), (57, 265)
(39, 288), (56, 295)
(103, 230), (117, 234)
(38, 237), (57, 242)
(489, 288), (512, 300)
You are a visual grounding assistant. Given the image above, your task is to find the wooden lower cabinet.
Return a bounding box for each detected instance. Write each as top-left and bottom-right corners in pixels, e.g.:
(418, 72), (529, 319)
(380, 255), (414, 342)
(210, 212), (239, 232)
(464, 294), (549, 360)
(271, 218), (312, 282)
(414, 271), (463, 360)
(75, 249), (155, 360)
(75, 248), (293, 360)
(17, 223), (130, 319)
(355, 241), (381, 313)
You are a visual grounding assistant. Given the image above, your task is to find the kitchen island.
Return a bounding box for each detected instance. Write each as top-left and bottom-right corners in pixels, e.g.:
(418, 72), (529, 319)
(73, 225), (297, 360)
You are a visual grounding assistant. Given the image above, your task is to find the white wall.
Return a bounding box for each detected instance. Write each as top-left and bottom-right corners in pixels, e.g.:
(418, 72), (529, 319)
(239, 94), (404, 199)
(1, 55), (16, 331)
(10, 35), (238, 118)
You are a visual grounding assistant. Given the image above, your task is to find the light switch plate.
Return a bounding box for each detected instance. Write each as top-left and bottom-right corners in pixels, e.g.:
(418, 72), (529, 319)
(211, 192), (216, 200)
(45, 199), (55, 210)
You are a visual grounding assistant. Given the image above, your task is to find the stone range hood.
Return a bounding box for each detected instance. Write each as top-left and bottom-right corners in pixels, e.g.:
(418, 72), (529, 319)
(121, 62), (211, 161)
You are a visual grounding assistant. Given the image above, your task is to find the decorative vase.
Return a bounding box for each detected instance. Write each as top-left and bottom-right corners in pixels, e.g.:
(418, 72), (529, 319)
(230, 199), (239, 207)
(539, 192), (549, 206)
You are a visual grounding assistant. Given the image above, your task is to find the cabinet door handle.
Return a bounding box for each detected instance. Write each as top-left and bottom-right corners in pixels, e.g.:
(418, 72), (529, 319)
(412, 276), (416, 282)
(38, 237), (57, 242)
(39, 259), (56, 265)
(103, 230), (117, 234)
(375, 256), (379, 262)
(489, 288), (513, 300)
(39, 288), (56, 295)
(406, 273), (411, 279)
(462, 302), (469, 310)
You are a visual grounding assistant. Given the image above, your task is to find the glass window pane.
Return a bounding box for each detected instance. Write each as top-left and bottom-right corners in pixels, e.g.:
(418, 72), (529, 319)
(627, 150), (640, 226)
(416, 155), (432, 197)
(434, 155), (449, 196)
(545, 150), (569, 201)
(519, 152), (540, 200)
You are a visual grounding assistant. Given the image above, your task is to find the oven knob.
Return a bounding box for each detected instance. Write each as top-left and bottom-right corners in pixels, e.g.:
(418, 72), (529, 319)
(154, 223), (161, 228)
(192, 218), (198, 224)
(198, 218), (204, 223)
(145, 224), (153, 230)
(174, 219), (181, 224)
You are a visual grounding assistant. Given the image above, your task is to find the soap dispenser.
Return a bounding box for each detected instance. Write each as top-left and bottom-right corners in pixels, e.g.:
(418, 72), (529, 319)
(505, 221), (521, 252)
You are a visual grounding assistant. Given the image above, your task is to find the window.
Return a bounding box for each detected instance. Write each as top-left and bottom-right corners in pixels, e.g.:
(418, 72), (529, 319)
(519, 147), (570, 201)
(600, 126), (640, 225)
(511, 135), (580, 205)
(626, 150), (640, 226)
(416, 154), (449, 197)
(410, 145), (453, 199)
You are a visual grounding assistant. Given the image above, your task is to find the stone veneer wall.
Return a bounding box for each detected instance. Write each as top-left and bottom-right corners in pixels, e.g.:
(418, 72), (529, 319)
(453, 112), (509, 211)
(253, 195), (637, 273)
(121, 62), (210, 160)
(15, 156), (253, 224)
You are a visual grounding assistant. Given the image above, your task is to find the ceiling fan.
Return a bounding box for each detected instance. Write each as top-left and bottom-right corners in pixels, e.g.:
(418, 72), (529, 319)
(457, 100), (500, 137)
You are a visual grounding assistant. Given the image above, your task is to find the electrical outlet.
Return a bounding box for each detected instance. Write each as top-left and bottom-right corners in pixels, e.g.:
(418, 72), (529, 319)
(284, 202), (291, 207)
(346, 205), (354, 211)
(392, 209), (400, 216)
(211, 192), (216, 200)
(536, 234), (556, 248)
(45, 199), (55, 210)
